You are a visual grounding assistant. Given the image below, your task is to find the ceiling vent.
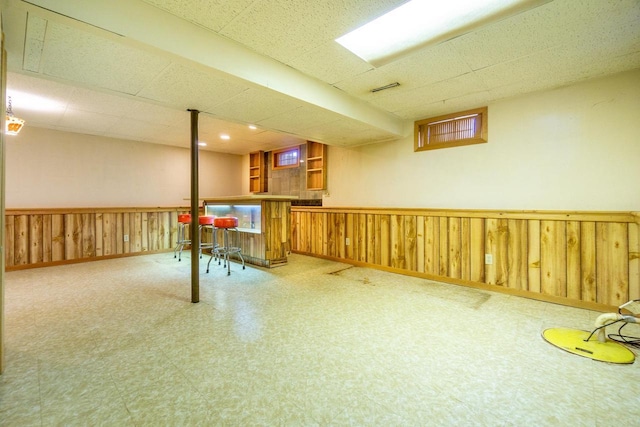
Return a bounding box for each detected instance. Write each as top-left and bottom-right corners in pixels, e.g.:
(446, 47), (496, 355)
(371, 82), (400, 93)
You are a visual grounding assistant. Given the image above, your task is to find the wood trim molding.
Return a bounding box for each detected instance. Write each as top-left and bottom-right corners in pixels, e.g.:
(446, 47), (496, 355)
(292, 206), (638, 223)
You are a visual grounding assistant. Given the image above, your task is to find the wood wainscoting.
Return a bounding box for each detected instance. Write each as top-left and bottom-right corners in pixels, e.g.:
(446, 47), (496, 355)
(291, 207), (640, 312)
(5, 207), (189, 270)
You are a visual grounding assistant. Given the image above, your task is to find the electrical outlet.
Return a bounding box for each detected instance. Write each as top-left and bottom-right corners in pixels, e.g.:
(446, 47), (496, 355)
(124, 234), (129, 242)
(485, 254), (493, 265)
(345, 237), (350, 246)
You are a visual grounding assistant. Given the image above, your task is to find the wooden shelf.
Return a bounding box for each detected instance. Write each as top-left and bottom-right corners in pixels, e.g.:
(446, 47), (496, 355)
(306, 141), (327, 190)
(249, 151), (267, 193)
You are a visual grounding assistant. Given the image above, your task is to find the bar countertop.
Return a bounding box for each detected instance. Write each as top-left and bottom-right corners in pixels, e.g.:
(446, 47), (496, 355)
(200, 195), (299, 203)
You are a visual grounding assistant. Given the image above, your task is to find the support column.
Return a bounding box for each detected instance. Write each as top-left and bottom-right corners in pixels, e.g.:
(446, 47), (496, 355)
(189, 109), (199, 303)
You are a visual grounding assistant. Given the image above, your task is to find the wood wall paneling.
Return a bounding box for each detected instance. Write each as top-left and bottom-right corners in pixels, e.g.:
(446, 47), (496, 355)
(5, 206), (637, 312)
(82, 213), (95, 258)
(580, 221), (597, 302)
(424, 216), (439, 276)
(469, 218), (484, 283)
(527, 220), (541, 293)
(448, 217), (461, 279)
(15, 215), (28, 265)
(540, 220), (567, 297)
(291, 207), (638, 311)
(508, 219), (528, 291)
(42, 215), (52, 263)
(51, 214), (65, 262)
(29, 214), (43, 264)
(5, 208), (188, 270)
(596, 222), (629, 306)
(629, 222), (640, 300)
(5, 215), (14, 267)
(566, 221), (581, 300)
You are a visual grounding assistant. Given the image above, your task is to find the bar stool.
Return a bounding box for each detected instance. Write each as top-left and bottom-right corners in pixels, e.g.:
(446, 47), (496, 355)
(198, 215), (216, 258)
(173, 213), (191, 261)
(207, 216), (245, 275)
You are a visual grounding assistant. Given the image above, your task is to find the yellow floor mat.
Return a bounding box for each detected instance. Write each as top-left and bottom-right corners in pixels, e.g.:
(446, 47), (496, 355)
(542, 328), (635, 364)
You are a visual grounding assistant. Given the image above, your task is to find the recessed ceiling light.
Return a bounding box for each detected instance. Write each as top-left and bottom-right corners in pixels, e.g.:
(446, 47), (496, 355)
(248, 125), (257, 130)
(336, 0), (549, 67)
(220, 134), (230, 140)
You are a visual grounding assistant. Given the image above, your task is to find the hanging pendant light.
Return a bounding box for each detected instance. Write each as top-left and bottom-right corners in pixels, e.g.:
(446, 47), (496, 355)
(6, 96), (25, 135)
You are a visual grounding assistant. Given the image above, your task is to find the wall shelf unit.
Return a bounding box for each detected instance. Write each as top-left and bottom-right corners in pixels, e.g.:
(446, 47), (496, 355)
(249, 151), (267, 193)
(306, 141), (327, 190)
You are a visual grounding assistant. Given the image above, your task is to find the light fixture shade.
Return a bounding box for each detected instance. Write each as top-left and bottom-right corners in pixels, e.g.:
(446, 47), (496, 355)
(6, 96), (25, 135)
(6, 115), (25, 135)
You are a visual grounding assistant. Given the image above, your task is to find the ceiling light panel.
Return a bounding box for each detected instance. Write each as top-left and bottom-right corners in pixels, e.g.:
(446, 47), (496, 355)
(336, 0), (551, 67)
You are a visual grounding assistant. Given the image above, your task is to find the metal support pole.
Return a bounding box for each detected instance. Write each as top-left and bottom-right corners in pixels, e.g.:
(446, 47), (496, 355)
(188, 109), (199, 303)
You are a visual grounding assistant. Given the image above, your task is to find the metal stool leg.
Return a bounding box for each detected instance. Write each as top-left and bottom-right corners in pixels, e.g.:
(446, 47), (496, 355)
(174, 214), (191, 261)
(208, 220), (245, 276)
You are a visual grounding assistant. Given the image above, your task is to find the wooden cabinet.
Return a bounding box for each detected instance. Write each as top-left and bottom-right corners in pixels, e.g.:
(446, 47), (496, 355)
(249, 151), (267, 193)
(306, 141), (327, 190)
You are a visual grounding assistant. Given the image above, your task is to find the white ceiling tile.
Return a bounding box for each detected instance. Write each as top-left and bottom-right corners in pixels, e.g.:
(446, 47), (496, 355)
(286, 41), (373, 85)
(395, 91), (492, 122)
(450, 2), (564, 71)
(41, 22), (171, 95)
(23, 14), (47, 72)
(375, 42), (473, 89)
(220, 0), (407, 63)
(208, 89), (302, 124)
(144, 124), (190, 147)
(137, 62), (248, 111)
(66, 87), (137, 116)
(7, 72), (73, 108)
(333, 68), (396, 98)
(104, 117), (171, 141)
(122, 100), (190, 127)
(57, 108), (120, 133)
(258, 105), (343, 134)
(474, 48), (564, 90)
(141, 0), (255, 32)
(368, 72), (486, 116)
(242, 130), (304, 145)
(452, 0), (640, 72)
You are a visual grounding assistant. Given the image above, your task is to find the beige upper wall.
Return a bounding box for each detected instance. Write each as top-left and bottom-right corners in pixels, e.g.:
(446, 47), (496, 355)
(5, 127), (243, 208)
(5, 69), (639, 211)
(324, 69), (640, 211)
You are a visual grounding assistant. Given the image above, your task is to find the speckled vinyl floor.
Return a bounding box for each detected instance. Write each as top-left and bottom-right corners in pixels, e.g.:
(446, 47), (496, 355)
(1, 253), (639, 426)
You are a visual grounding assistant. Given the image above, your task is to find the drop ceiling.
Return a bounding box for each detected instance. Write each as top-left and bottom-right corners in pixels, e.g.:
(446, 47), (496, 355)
(1, 0), (639, 154)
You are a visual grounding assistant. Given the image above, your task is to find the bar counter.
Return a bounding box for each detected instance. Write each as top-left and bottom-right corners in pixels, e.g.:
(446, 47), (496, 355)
(202, 196), (297, 268)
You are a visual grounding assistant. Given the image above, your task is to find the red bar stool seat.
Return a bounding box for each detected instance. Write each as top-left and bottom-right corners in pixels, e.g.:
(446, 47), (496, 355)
(173, 213), (191, 261)
(207, 216), (245, 275)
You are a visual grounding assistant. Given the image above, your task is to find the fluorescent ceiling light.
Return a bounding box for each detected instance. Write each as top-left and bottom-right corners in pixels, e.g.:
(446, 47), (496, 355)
(7, 90), (65, 112)
(336, 0), (549, 67)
